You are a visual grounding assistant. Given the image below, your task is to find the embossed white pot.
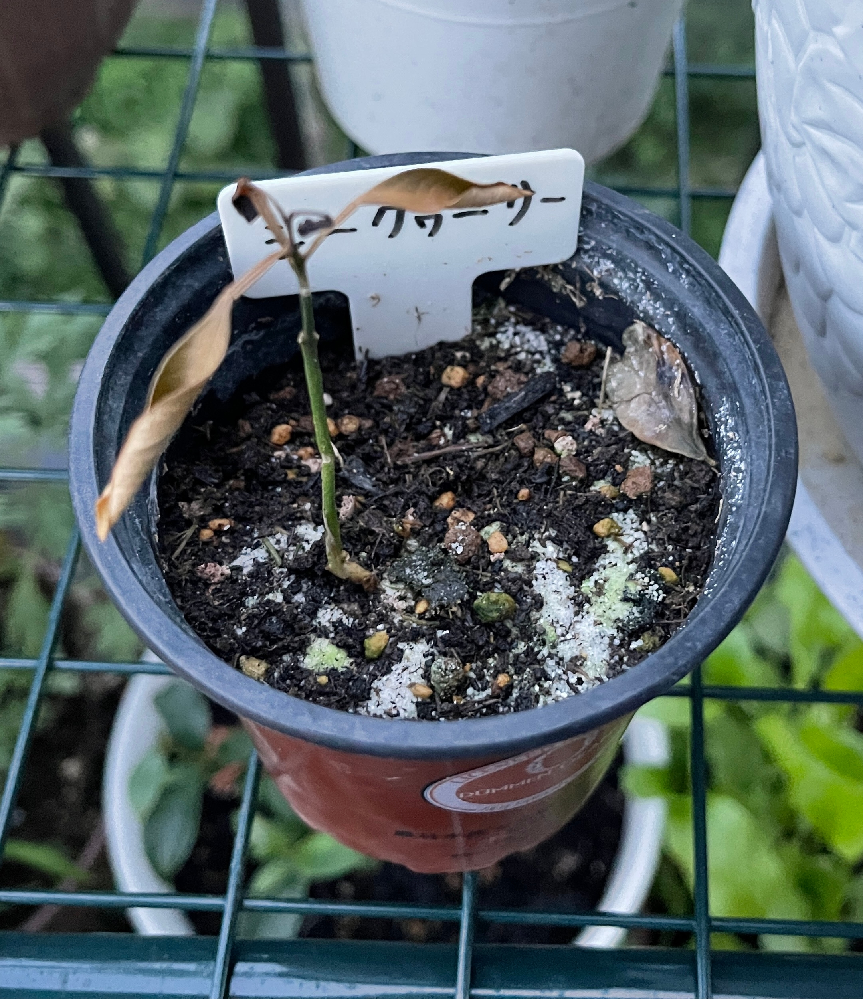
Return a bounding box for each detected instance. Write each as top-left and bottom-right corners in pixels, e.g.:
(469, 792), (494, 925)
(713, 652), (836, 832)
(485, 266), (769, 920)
(298, 0), (684, 164)
(755, 0), (863, 465)
(104, 669), (668, 944)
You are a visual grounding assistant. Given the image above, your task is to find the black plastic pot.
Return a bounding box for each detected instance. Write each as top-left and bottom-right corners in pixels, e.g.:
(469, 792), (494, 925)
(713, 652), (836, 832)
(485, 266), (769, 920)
(71, 154), (796, 872)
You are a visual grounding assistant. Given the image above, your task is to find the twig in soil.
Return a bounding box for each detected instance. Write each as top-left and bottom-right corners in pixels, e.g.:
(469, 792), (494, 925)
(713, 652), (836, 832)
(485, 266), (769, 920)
(397, 441), (509, 464)
(598, 346), (612, 411)
(427, 386), (449, 419)
(20, 822), (105, 933)
(478, 371), (557, 432)
(261, 536), (283, 567)
(172, 523), (197, 561)
(379, 435), (392, 468)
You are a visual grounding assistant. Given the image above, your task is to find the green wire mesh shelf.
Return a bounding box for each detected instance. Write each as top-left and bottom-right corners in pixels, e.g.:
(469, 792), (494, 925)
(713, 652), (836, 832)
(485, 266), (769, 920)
(0, 2), (861, 997)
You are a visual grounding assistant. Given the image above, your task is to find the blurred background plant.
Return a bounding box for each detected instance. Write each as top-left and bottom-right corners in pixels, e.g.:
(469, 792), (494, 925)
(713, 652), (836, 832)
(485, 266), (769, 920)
(625, 554), (863, 953)
(130, 680), (373, 937)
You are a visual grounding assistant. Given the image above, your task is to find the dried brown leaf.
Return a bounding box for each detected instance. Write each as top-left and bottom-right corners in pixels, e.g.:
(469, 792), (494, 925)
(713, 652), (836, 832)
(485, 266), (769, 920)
(354, 168), (531, 215)
(304, 168), (532, 260)
(95, 250), (282, 540)
(606, 321), (711, 463)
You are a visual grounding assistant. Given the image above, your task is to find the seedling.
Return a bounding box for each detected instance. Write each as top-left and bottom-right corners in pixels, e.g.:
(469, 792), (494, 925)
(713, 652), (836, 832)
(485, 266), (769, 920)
(95, 168), (531, 587)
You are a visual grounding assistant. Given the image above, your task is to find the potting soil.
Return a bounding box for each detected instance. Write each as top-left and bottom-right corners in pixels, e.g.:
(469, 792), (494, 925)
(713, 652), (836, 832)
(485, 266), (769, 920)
(157, 300), (720, 720)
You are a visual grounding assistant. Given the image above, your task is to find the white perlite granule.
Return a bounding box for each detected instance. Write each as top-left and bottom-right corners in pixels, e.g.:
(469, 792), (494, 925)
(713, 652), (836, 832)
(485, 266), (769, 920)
(479, 318), (555, 373)
(360, 641), (430, 719)
(314, 604), (354, 631)
(530, 512), (662, 704)
(230, 523), (323, 575)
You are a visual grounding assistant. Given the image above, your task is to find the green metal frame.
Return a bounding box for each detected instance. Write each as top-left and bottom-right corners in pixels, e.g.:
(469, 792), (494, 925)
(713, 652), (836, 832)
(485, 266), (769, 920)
(0, 4), (861, 997)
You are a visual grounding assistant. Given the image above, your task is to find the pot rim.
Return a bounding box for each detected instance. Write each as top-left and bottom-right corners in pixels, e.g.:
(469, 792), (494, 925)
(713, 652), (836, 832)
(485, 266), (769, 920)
(70, 158), (797, 760)
(104, 669), (668, 946)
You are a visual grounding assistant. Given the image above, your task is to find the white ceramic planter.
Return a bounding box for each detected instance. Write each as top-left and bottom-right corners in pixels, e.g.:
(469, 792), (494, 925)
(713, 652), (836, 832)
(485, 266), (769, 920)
(104, 663), (668, 943)
(298, 0), (684, 164)
(754, 0), (863, 466)
(719, 153), (863, 640)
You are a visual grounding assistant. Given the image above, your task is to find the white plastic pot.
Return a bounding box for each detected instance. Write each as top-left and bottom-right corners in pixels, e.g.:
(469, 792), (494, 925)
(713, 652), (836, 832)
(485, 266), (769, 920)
(719, 152), (863, 640)
(298, 0), (684, 164)
(754, 0), (863, 466)
(104, 662), (667, 944)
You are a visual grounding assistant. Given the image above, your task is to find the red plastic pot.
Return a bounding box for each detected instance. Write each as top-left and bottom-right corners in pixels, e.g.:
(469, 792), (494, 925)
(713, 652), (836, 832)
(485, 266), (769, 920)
(70, 153), (797, 872)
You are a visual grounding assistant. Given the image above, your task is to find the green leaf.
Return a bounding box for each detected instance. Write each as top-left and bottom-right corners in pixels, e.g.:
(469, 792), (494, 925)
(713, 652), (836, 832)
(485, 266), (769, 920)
(745, 589), (790, 658)
(292, 833), (372, 883)
(774, 557), (855, 687)
(4, 557), (50, 658)
(703, 628), (780, 688)
(3, 839), (87, 881)
(799, 718), (863, 783)
(257, 775), (307, 834)
(215, 728), (253, 767)
(247, 814), (300, 864)
(620, 764), (675, 798)
(247, 857), (304, 899)
(129, 749), (171, 819)
(664, 793), (809, 923)
(823, 644), (863, 692)
(704, 709), (785, 832)
(757, 714), (863, 863)
(154, 681), (211, 751)
(635, 696), (690, 729)
(143, 776), (204, 880)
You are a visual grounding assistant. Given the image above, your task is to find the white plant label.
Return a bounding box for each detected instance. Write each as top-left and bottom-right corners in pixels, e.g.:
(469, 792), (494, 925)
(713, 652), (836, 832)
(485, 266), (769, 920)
(217, 149), (584, 359)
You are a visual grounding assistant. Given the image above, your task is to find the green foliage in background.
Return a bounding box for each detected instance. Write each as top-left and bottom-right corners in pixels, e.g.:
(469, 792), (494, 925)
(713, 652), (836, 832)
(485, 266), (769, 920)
(625, 555), (863, 952)
(130, 681), (372, 937)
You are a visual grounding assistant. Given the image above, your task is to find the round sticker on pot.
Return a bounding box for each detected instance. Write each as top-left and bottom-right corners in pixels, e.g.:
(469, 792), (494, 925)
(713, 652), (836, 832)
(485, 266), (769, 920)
(424, 732), (602, 813)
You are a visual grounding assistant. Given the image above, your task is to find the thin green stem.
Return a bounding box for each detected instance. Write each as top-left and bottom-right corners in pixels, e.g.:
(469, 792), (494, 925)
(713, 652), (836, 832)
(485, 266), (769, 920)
(288, 250), (373, 588)
(295, 260), (342, 566)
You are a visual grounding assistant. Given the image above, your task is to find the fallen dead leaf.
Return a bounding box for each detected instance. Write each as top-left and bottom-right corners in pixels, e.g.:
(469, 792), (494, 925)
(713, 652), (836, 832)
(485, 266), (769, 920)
(606, 321), (711, 463)
(95, 250), (283, 540)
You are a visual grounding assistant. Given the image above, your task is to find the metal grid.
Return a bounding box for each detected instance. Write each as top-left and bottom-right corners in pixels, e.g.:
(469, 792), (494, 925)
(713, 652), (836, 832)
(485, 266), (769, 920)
(0, 4), (861, 998)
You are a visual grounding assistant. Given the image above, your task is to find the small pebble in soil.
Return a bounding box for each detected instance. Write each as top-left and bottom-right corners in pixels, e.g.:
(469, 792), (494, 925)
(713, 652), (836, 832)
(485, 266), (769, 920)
(621, 465), (653, 498)
(533, 446), (558, 467)
(486, 531), (508, 555)
(433, 490), (456, 511)
(443, 524), (482, 564)
(513, 431), (535, 456)
(559, 455), (587, 478)
(473, 591), (517, 623)
(364, 631), (390, 660)
(561, 340), (597, 367)
(338, 414), (361, 434)
(517, 488), (531, 501)
(441, 365), (470, 389)
(658, 566), (679, 584)
(492, 672), (512, 693)
(269, 424), (292, 445)
(593, 517), (622, 538)
(409, 682), (433, 700)
(240, 655), (269, 681)
(198, 528), (214, 541)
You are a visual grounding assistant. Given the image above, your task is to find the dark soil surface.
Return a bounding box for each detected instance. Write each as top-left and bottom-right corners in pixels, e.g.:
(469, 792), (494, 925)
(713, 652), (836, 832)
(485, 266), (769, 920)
(180, 751), (624, 943)
(157, 301), (719, 719)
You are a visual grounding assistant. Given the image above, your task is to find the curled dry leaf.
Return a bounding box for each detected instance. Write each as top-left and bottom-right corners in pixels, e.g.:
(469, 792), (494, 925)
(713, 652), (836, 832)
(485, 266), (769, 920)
(95, 250), (282, 540)
(606, 321), (711, 463)
(304, 168), (532, 260)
